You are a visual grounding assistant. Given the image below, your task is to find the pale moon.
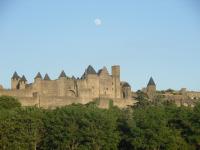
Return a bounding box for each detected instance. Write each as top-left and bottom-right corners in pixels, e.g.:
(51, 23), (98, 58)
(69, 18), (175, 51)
(94, 18), (102, 26)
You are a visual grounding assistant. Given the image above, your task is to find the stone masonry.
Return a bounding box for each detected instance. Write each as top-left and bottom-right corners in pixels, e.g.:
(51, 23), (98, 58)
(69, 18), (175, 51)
(0, 65), (135, 108)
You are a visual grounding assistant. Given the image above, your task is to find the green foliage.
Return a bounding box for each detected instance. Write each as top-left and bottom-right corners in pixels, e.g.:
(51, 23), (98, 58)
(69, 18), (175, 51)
(38, 104), (120, 150)
(135, 90), (150, 108)
(0, 107), (44, 150)
(118, 104), (197, 150)
(0, 96), (21, 110)
(0, 97), (200, 150)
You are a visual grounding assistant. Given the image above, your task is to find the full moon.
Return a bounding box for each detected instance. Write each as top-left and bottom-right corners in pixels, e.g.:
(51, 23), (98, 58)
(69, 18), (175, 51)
(94, 18), (102, 26)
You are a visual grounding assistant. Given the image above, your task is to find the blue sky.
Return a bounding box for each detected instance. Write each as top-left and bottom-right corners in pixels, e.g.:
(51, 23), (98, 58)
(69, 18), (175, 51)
(0, 0), (200, 91)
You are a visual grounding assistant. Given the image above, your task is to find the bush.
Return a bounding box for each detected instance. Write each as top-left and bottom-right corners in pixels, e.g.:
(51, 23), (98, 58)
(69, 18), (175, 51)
(0, 96), (21, 110)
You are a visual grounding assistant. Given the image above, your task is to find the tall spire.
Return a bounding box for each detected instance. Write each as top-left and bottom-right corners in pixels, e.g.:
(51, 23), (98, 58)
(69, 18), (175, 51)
(44, 73), (51, 80)
(147, 77), (156, 86)
(35, 72), (42, 79)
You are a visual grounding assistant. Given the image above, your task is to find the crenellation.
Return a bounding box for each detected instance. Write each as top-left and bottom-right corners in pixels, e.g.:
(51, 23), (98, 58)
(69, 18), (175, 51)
(0, 65), (134, 108)
(1, 65), (199, 108)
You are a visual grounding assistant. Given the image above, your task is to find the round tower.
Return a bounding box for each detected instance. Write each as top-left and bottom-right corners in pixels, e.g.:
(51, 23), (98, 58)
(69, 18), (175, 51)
(112, 65), (121, 99)
(147, 77), (156, 93)
(19, 75), (27, 89)
(11, 72), (20, 90)
(34, 72), (43, 82)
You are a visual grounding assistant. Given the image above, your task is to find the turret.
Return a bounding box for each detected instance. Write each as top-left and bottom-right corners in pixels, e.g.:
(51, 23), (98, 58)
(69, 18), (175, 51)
(112, 65), (121, 99)
(33, 72), (43, 93)
(147, 77), (156, 93)
(121, 82), (131, 99)
(81, 65), (97, 79)
(44, 73), (51, 80)
(19, 75), (27, 89)
(59, 70), (67, 79)
(82, 65), (99, 98)
(11, 71), (21, 89)
(34, 72), (42, 82)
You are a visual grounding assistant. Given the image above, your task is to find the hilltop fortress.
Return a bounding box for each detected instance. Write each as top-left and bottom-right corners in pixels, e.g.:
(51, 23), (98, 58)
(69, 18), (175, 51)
(0, 65), (199, 108)
(0, 65), (135, 108)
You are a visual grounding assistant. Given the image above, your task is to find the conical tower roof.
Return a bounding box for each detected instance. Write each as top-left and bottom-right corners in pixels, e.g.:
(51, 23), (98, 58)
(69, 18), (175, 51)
(21, 75), (27, 82)
(122, 82), (131, 88)
(12, 71), (20, 80)
(35, 72), (42, 79)
(85, 65), (96, 74)
(72, 76), (76, 80)
(147, 77), (156, 86)
(98, 66), (109, 76)
(44, 73), (51, 80)
(81, 65), (96, 79)
(59, 70), (67, 78)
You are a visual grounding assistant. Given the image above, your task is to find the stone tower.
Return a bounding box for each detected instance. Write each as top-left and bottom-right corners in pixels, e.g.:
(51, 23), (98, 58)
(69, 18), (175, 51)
(58, 70), (67, 96)
(112, 65), (121, 99)
(34, 72), (42, 82)
(84, 65), (99, 98)
(34, 72), (43, 93)
(19, 75), (27, 89)
(147, 77), (156, 93)
(11, 72), (21, 89)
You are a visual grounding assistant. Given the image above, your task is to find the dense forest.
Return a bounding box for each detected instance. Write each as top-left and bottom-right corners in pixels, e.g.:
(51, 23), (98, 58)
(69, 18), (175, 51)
(0, 95), (200, 150)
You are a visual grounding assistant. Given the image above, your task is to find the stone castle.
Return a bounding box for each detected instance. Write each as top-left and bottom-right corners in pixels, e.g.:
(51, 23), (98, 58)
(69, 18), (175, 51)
(0, 65), (135, 108)
(0, 65), (199, 108)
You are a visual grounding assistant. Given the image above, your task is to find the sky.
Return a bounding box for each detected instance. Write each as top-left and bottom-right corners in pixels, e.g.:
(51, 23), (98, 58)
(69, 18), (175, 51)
(0, 0), (200, 91)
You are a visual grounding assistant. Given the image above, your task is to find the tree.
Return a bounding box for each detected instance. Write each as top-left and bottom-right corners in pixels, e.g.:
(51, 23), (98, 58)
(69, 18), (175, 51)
(0, 96), (21, 110)
(39, 104), (120, 150)
(118, 105), (192, 150)
(134, 90), (150, 108)
(0, 107), (44, 150)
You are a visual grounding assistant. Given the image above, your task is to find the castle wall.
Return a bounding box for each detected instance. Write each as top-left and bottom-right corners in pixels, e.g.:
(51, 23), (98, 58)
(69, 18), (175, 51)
(37, 96), (94, 109)
(0, 89), (33, 97)
(99, 73), (113, 98)
(18, 97), (38, 107)
(0, 65), (134, 109)
(186, 92), (200, 99)
(40, 80), (59, 96)
(86, 74), (100, 98)
(57, 78), (77, 97)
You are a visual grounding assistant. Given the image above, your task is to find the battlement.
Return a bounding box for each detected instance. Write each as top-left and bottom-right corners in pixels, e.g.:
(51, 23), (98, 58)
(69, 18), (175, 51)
(0, 65), (134, 108)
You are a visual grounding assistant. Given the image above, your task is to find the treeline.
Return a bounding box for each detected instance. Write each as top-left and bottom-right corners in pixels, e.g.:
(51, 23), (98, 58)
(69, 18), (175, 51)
(0, 95), (200, 150)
